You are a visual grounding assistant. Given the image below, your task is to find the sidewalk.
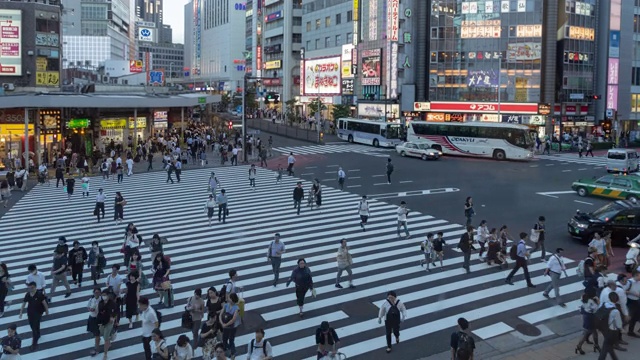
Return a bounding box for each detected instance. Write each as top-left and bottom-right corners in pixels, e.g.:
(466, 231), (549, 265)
(416, 313), (640, 360)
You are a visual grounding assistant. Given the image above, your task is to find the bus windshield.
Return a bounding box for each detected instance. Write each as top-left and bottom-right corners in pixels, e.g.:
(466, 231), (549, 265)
(382, 124), (401, 139)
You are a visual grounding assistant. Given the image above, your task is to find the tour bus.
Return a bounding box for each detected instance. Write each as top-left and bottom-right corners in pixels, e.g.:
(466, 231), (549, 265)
(407, 121), (536, 160)
(336, 118), (403, 148)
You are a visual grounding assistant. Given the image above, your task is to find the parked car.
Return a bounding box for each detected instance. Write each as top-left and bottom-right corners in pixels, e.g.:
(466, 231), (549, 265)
(571, 174), (640, 201)
(395, 142), (442, 161)
(568, 200), (640, 245)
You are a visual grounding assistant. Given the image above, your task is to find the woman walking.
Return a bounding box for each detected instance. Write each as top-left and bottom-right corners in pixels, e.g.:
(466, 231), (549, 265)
(68, 240), (88, 287)
(186, 288), (205, 351)
(128, 250), (149, 289)
(151, 328), (170, 360)
(123, 272), (140, 329)
(88, 241), (106, 286)
(575, 294), (600, 354)
(205, 195), (216, 226)
(464, 197), (475, 226)
(0, 180), (10, 208)
(313, 179), (322, 208)
(199, 312), (221, 360)
(286, 258), (314, 317)
(114, 192), (126, 224)
(116, 164), (124, 184)
(153, 253), (172, 307)
(219, 293), (241, 359)
(122, 224), (140, 267)
(66, 174), (76, 200)
(0, 263), (11, 318)
(81, 172), (91, 198)
(476, 220), (489, 261)
(148, 234), (166, 265)
(206, 287), (223, 322)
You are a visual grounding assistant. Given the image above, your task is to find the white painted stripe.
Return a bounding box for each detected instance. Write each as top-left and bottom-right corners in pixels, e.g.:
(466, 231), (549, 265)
(346, 185), (361, 188)
(574, 200), (593, 205)
(519, 299), (581, 325)
(399, 181), (413, 184)
(472, 322), (514, 340)
(537, 191), (575, 195)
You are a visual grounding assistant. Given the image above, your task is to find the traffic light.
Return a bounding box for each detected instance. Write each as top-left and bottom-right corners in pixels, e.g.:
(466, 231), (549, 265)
(266, 93), (280, 104)
(228, 121), (233, 129)
(592, 95), (601, 100)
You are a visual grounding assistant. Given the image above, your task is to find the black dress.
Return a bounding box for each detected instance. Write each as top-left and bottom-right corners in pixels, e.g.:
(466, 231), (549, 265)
(125, 281), (139, 319)
(313, 184), (322, 206)
(114, 196), (124, 220)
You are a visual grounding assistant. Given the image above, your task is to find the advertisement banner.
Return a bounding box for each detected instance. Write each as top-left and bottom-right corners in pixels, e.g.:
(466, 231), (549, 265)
(266, 11), (282, 22)
(429, 101), (539, 114)
(138, 27), (154, 42)
(369, 0), (377, 41)
(0, 9), (22, 76)
(36, 57), (47, 72)
(467, 70), (498, 88)
(361, 49), (382, 86)
(35, 33), (59, 47)
(264, 60), (281, 69)
(341, 79), (354, 95)
(193, 0), (202, 75)
(354, 0), (358, 21)
(609, 31), (620, 58)
(357, 103), (400, 118)
(129, 60), (143, 73)
(303, 56), (341, 95)
(387, 0), (399, 41)
(35, 72), (60, 86)
(507, 42), (542, 61)
(390, 42), (398, 98)
(608, 58), (619, 85)
(607, 85), (619, 111)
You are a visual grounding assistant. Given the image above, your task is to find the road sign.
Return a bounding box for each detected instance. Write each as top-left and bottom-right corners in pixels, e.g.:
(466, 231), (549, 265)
(606, 108), (614, 118)
(148, 71), (163, 85)
(198, 97), (206, 104)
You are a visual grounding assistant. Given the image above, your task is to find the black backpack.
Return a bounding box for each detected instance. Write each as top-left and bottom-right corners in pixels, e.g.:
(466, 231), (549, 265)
(218, 280), (232, 300)
(509, 243), (518, 261)
(249, 338), (269, 357)
(386, 299), (401, 324)
(456, 331), (474, 359)
(154, 307), (163, 328)
(594, 305), (615, 333)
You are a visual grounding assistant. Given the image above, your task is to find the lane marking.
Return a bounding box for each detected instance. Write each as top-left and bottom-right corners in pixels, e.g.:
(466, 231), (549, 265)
(368, 188), (460, 199)
(304, 166), (317, 169)
(530, 165), (539, 168)
(346, 185), (361, 188)
(301, 173), (314, 176)
(373, 183), (390, 186)
(349, 177), (361, 179)
(326, 165), (339, 167)
(372, 174), (385, 177)
(399, 181), (413, 184)
(322, 179), (334, 183)
(538, 191), (576, 195)
(545, 164), (555, 166)
(324, 171), (336, 174)
(578, 168), (588, 171)
(574, 200), (594, 205)
(593, 167), (602, 169)
(348, 169), (361, 172)
(562, 170), (572, 172)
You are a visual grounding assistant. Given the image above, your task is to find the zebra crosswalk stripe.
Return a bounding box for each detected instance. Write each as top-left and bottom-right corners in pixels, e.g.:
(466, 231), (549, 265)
(272, 144), (391, 156)
(536, 154), (607, 166)
(0, 166), (584, 360)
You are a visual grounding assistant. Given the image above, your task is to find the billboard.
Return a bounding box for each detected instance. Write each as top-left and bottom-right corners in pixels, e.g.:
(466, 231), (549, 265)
(266, 11), (282, 22)
(341, 78), (354, 95)
(264, 60), (281, 70)
(0, 9), (22, 76)
(302, 56), (341, 95)
(387, 0), (399, 41)
(129, 60), (143, 73)
(506, 42), (542, 61)
(138, 27), (154, 42)
(361, 49), (382, 86)
(148, 71), (164, 86)
(467, 70), (498, 88)
(342, 44), (354, 78)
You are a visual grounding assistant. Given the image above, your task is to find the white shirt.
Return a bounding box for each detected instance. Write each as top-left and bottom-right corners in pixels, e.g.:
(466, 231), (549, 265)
(358, 200), (370, 216)
(38, 164), (47, 173)
(141, 306), (158, 337)
(174, 343), (193, 360)
(26, 271), (46, 290)
(397, 206), (408, 221)
(287, 155), (295, 164)
(232, 148), (239, 155)
(378, 298), (407, 322)
(628, 279), (640, 301)
(338, 169), (346, 178)
(105, 273), (124, 294)
(96, 192), (106, 203)
(116, 157), (122, 165)
(247, 338), (273, 360)
(126, 234), (140, 249)
(546, 254), (566, 274)
(126, 158), (134, 168)
(87, 296), (100, 317)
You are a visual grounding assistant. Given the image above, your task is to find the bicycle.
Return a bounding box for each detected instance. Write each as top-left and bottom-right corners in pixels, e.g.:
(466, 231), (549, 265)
(319, 352), (347, 360)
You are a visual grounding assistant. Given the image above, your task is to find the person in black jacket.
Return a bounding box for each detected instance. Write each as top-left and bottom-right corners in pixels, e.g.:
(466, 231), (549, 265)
(68, 240), (88, 287)
(316, 321), (340, 359)
(55, 165), (64, 188)
(97, 289), (118, 358)
(286, 258), (314, 316)
(293, 182), (304, 215)
(457, 226), (475, 274)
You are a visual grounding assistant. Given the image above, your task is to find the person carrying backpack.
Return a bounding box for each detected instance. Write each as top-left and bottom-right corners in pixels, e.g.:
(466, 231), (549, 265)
(246, 328), (273, 360)
(450, 317), (475, 360)
(595, 292), (624, 358)
(377, 291), (407, 353)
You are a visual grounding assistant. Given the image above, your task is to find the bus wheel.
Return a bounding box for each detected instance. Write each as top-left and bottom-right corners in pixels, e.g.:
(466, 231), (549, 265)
(373, 139), (380, 147)
(348, 135), (354, 143)
(493, 149), (506, 160)
(431, 145), (442, 152)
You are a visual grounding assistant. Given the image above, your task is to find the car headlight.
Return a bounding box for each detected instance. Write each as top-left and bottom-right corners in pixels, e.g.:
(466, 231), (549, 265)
(576, 223), (588, 228)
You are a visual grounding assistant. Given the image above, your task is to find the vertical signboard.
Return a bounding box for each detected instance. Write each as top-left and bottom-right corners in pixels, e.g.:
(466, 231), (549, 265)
(606, 0), (621, 111)
(353, 0), (359, 45)
(390, 42), (398, 98)
(0, 9), (22, 76)
(387, 0), (399, 42)
(342, 44), (354, 79)
(368, 0), (377, 41)
(193, 0), (202, 76)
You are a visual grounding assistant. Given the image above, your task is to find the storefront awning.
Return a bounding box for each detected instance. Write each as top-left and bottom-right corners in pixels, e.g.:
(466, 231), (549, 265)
(0, 93), (221, 109)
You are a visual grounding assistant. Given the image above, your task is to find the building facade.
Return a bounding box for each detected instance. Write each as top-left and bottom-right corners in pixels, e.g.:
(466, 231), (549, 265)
(138, 42), (184, 80)
(61, 0), (133, 67)
(0, 0), (63, 90)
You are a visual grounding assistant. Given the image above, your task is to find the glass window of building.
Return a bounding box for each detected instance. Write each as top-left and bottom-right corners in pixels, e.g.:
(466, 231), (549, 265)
(316, 19), (320, 29)
(336, 13), (341, 25)
(346, 32), (353, 43)
(336, 34), (342, 45)
(306, 21), (311, 31)
(347, 10), (352, 22)
(325, 36), (331, 48)
(315, 38), (320, 50)
(326, 16), (331, 27)
(306, 40), (311, 50)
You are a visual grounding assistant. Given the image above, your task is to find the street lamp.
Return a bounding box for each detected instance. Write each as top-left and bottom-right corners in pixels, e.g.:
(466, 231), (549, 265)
(241, 51), (250, 163)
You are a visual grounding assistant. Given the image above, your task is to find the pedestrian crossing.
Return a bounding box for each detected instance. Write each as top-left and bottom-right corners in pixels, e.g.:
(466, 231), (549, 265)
(536, 153), (607, 167)
(272, 144), (392, 157)
(0, 166), (587, 360)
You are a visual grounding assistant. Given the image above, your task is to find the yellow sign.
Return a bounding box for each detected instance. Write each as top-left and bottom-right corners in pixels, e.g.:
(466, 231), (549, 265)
(36, 57), (48, 72)
(100, 119), (127, 129)
(342, 61), (352, 77)
(354, 0), (359, 21)
(128, 117), (147, 129)
(264, 60), (281, 70)
(36, 71), (59, 86)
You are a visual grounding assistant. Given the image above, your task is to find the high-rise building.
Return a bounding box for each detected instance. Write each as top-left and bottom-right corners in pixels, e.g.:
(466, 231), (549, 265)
(0, 0), (63, 90)
(138, 42), (184, 80)
(61, 0), (133, 68)
(135, 0), (163, 26)
(184, 0), (249, 92)
(160, 24), (173, 44)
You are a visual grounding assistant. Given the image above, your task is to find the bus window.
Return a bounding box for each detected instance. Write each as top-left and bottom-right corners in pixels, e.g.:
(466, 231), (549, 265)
(457, 126), (477, 137)
(386, 125), (401, 139)
(338, 120), (345, 129)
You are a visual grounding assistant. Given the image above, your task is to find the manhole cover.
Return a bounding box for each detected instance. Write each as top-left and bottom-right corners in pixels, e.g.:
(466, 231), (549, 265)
(515, 323), (541, 337)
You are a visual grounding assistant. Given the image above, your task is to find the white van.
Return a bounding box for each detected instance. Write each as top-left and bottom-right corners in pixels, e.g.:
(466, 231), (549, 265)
(606, 148), (640, 173)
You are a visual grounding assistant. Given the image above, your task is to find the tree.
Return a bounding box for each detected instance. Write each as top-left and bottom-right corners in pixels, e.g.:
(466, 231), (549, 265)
(231, 92), (242, 109)
(285, 99), (299, 125)
(308, 98), (327, 117)
(219, 92), (231, 111)
(331, 103), (351, 120)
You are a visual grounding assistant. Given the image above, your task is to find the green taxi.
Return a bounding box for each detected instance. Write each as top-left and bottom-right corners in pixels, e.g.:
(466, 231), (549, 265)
(572, 175), (640, 201)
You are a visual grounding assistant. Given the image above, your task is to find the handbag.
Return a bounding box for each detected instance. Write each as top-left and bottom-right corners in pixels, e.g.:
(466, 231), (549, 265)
(121, 200), (128, 206)
(529, 229), (540, 243)
(221, 305), (233, 324)
(181, 302), (194, 329)
(120, 244), (126, 254)
(160, 280), (172, 290)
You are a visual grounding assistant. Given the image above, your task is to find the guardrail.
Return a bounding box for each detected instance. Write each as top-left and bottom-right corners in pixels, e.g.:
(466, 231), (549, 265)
(246, 118), (320, 143)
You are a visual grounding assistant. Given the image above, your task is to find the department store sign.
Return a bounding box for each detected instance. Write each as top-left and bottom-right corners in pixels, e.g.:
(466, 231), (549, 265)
(429, 102), (539, 114)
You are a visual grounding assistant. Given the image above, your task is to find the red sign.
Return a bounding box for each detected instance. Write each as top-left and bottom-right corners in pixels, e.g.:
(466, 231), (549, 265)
(293, 76), (300, 85)
(429, 102), (539, 114)
(565, 105), (577, 113)
(256, 46), (262, 71)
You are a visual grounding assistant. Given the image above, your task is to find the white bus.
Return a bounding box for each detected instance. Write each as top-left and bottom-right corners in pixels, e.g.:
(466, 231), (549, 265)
(336, 118), (403, 148)
(407, 121), (536, 160)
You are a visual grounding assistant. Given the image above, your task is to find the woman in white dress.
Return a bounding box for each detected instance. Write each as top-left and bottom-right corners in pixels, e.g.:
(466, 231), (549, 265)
(81, 173), (90, 198)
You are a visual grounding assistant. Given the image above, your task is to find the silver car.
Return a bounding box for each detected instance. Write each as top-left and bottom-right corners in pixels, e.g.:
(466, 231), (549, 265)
(395, 142), (442, 160)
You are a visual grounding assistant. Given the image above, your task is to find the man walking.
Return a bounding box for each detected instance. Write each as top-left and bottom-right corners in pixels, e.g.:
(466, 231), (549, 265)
(287, 152), (296, 176)
(542, 248), (568, 307)
(457, 226), (474, 274)
(174, 157), (182, 182)
(450, 317), (475, 360)
(532, 216), (547, 262)
(166, 161), (175, 184)
(336, 239), (356, 289)
(358, 195), (370, 231)
(628, 271), (640, 337)
(138, 296), (159, 360)
(232, 145), (239, 165)
(49, 248), (72, 300)
(598, 292), (623, 359)
(19, 282), (49, 351)
(146, 152), (154, 171)
(337, 167), (346, 191)
(505, 232), (536, 288)
(377, 291), (407, 354)
(267, 233), (286, 287)
(249, 164), (257, 189)
(386, 158), (394, 184)
(94, 188), (106, 223)
(293, 182), (304, 215)
(217, 189), (228, 224)
(396, 201), (410, 238)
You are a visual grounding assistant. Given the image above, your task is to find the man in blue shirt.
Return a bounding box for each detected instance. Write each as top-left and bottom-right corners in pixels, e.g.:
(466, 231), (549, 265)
(505, 232), (536, 288)
(216, 189), (228, 223)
